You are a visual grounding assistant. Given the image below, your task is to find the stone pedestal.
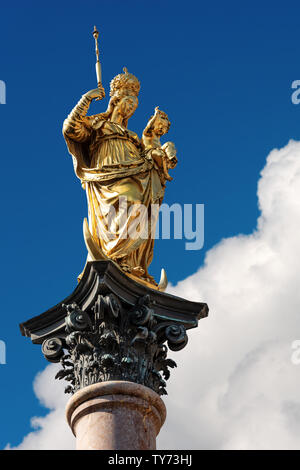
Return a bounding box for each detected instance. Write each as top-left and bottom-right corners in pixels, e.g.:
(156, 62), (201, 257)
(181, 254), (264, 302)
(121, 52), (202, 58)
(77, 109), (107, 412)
(20, 261), (208, 450)
(66, 381), (166, 450)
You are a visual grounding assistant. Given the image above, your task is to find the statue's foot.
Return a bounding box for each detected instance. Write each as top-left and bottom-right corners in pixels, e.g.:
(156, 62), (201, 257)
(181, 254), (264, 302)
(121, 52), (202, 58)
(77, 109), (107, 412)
(118, 261), (162, 290)
(131, 266), (145, 277)
(144, 275), (158, 286)
(119, 263), (131, 273)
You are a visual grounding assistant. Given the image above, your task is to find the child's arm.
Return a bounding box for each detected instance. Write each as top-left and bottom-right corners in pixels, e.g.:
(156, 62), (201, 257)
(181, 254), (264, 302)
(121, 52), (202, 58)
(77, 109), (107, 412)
(142, 106), (159, 137)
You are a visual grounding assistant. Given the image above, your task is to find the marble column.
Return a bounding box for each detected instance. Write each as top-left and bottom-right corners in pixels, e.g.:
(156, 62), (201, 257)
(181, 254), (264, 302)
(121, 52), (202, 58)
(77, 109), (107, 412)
(66, 381), (166, 450)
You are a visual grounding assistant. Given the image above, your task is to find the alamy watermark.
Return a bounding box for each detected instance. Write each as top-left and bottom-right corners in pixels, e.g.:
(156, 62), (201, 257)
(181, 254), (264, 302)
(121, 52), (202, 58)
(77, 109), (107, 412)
(0, 340), (6, 364)
(0, 80), (6, 104)
(291, 80), (300, 104)
(93, 197), (204, 251)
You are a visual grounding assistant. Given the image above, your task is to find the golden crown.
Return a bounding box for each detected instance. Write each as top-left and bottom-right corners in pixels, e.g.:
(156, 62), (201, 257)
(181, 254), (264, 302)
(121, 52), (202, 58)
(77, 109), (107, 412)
(109, 67), (141, 98)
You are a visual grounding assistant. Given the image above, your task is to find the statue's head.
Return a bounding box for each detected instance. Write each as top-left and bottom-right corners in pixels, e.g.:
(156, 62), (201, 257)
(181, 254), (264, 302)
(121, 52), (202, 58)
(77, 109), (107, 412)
(93, 68), (140, 128)
(110, 67), (140, 99)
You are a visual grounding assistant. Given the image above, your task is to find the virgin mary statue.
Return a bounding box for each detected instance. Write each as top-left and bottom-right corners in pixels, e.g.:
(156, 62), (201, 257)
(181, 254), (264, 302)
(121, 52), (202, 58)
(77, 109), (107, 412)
(63, 69), (167, 289)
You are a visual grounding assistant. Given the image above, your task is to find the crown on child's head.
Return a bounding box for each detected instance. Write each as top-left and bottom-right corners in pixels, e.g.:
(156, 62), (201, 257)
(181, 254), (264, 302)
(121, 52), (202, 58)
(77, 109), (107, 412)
(110, 67), (141, 98)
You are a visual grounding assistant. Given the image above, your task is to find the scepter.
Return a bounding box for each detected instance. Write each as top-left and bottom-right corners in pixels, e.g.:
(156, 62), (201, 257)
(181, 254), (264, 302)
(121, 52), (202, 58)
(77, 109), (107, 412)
(93, 26), (102, 90)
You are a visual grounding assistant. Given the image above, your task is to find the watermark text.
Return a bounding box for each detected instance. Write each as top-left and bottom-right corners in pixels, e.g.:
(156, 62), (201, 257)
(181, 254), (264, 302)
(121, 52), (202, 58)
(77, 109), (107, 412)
(291, 80), (300, 104)
(0, 80), (6, 104)
(0, 340), (6, 364)
(95, 197), (204, 251)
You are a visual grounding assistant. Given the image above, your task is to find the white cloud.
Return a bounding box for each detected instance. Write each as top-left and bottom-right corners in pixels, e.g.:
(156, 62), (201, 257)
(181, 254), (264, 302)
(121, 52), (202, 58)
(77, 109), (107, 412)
(6, 364), (75, 450)
(158, 140), (300, 449)
(7, 140), (300, 450)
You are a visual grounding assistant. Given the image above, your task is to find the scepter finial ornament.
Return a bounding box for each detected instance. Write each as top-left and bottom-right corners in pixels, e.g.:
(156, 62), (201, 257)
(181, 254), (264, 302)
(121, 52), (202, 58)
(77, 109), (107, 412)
(93, 25), (99, 40)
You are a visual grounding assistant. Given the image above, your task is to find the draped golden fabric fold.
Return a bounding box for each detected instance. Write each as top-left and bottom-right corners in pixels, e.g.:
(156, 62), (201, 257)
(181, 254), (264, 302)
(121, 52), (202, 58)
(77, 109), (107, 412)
(64, 119), (165, 285)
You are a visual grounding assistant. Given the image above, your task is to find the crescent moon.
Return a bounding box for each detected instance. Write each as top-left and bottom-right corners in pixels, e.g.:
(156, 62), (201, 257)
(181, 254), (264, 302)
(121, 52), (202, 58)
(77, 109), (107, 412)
(158, 268), (168, 292)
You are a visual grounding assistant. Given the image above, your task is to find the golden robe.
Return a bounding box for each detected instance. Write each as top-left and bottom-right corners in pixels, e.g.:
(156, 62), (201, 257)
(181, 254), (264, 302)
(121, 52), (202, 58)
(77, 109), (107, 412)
(63, 106), (165, 282)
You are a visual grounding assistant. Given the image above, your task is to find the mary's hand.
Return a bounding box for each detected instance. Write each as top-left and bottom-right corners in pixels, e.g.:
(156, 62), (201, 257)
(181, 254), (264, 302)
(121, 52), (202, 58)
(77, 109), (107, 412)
(84, 86), (105, 101)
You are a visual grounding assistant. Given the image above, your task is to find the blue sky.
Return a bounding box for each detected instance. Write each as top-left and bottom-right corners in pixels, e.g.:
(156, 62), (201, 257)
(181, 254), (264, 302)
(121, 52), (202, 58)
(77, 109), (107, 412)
(1, 0), (300, 449)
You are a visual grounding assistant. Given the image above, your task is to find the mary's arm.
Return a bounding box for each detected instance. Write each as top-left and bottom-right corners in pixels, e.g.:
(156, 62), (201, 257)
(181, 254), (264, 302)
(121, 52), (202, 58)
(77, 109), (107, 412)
(63, 87), (105, 142)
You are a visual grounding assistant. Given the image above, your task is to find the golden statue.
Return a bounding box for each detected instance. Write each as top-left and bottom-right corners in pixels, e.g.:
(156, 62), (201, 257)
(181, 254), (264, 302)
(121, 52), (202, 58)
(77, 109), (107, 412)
(63, 28), (177, 290)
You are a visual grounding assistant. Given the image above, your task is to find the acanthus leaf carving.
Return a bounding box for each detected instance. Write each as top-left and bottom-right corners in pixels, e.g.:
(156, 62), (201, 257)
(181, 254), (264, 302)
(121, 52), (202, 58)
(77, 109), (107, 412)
(42, 292), (190, 396)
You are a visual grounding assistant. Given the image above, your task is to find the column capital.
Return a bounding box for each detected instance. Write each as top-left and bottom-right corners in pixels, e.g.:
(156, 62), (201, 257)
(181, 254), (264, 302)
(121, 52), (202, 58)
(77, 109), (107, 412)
(20, 260), (208, 396)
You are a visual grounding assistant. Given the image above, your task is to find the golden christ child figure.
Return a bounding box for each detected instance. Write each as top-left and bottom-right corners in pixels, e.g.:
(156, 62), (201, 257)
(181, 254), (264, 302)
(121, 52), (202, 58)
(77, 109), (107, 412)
(142, 106), (178, 185)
